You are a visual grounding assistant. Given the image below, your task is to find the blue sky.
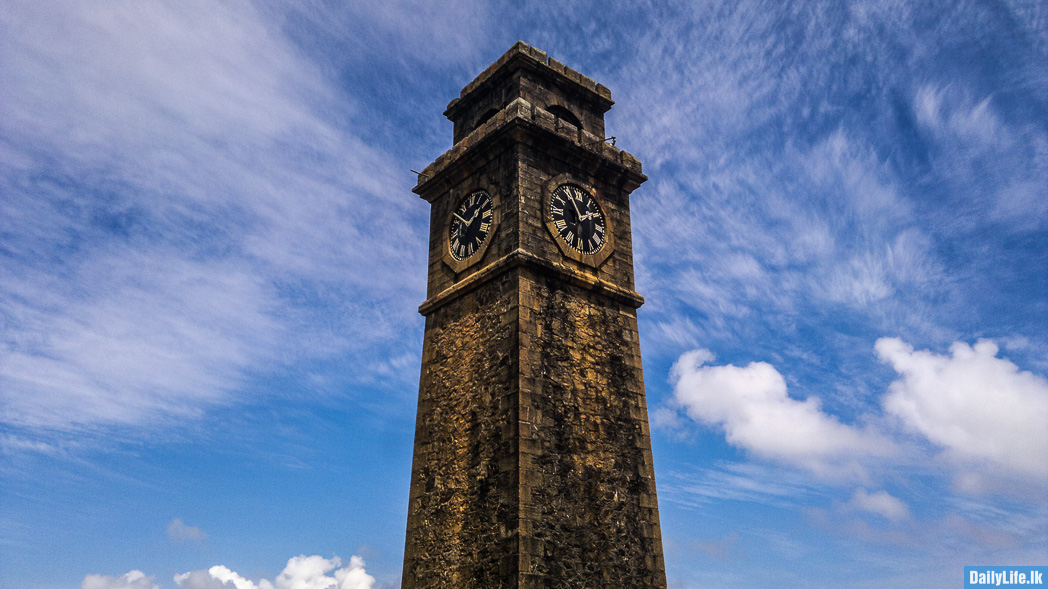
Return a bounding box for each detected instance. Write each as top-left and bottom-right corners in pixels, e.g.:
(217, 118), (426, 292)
(1, 1), (1045, 588)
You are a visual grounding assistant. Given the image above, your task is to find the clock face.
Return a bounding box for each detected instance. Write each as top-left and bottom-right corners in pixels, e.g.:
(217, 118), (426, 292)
(448, 190), (494, 261)
(549, 184), (606, 255)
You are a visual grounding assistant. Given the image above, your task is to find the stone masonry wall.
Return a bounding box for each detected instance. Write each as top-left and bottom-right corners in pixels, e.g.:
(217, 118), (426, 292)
(403, 270), (521, 588)
(516, 270), (666, 588)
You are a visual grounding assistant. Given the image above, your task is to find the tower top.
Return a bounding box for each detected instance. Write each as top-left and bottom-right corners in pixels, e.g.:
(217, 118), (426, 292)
(415, 42), (643, 199)
(445, 41), (614, 144)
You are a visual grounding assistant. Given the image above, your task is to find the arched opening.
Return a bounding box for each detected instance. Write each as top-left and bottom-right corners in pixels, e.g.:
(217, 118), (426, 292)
(472, 108), (500, 132)
(546, 104), (583, 130)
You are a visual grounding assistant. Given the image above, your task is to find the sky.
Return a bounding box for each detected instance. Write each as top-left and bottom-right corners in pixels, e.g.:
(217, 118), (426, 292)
(1, 1), (1046, 588)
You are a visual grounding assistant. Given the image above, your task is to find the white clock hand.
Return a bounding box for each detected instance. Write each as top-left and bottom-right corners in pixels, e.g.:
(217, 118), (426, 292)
(569, 193), (583, 218)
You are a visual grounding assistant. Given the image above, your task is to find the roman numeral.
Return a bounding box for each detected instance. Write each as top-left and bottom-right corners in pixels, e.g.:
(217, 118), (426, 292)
(480, 222), (490, 232)
(555, 219), (567, 231)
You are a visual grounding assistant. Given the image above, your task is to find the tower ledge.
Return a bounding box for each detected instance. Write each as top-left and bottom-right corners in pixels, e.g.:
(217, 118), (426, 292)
(415, 97), (644, 198)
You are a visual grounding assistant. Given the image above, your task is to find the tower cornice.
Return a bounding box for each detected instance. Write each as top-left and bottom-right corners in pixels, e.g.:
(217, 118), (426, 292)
(418, 247), (644, 317)
(414, 97), (646, 200)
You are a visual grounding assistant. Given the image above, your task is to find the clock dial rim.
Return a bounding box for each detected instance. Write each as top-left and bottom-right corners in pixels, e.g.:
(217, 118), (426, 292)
(448, 190), (494, 261)
(549, 183), (607, 255)
(441, 183), (501, 273)
(542, 173), (615, 268)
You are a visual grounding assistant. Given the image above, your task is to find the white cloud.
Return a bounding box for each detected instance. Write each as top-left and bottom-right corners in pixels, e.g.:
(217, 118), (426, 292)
(179, 566), (259, 589)
(915, 86), (1004, 147)
(167, 518), (207, 543)
(334, 0), (489, 67)
(876, 338), (1048, 479)
(0, 252), (283, 430)
(670, 349), (895, 472)
(0, 1), (427, 435)
(847, 488), (910, 522)
(661, 461), (821, 508)
(826, 252), (893, 306)
(174, 555), (375, 589)
(174, 569), (239, 589)
(671, 339), (1048, 493)
(912, 85), (1046, 232)
(82, 571), (160, 589)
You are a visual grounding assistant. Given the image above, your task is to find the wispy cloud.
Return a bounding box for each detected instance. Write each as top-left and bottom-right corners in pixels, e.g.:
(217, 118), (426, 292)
(2, 251), (282, 429)
(166, 518), (207, 543)
(661, 461), (824, 510)
(845, 488), (910, 523)
(81, 570), (159, 589)
(0, 1), (428, 435)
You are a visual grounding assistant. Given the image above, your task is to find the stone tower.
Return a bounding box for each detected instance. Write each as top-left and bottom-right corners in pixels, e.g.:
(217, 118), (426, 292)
(403, 42), (666, 588)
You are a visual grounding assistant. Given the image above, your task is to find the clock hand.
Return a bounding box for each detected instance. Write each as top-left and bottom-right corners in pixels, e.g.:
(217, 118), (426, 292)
(569, 193), (583, 218)
(453, 211), (470, 225)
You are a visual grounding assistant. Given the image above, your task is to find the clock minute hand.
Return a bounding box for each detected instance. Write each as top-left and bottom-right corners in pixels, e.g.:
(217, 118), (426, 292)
(569, 193), (583, 218)
(453, 211), (471, 225)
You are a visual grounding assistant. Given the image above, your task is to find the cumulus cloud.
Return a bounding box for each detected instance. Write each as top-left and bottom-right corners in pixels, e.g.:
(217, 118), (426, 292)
(847, 488), (910, 522)
(670, 349), (895, 471)
(876, 338), (1048, 479)
(671, 338), (1048, 493)
(82, 571), (159, 589)
(174, 555), (375, 589)
(167, 518), (207, 543)
(177, 565), (259, 589)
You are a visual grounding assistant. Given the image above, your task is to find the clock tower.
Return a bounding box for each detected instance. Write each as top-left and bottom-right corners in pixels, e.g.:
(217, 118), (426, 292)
(403, 42), (667, 588)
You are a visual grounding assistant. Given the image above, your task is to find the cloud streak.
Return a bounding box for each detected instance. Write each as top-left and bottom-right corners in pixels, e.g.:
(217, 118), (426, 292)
(81, 571), (159, 589)
(0, 1), (427, 435)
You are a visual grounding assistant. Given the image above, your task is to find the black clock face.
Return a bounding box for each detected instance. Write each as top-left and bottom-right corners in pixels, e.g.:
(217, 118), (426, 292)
(448, 190), (494, 261)
(549, 184), (606, 255)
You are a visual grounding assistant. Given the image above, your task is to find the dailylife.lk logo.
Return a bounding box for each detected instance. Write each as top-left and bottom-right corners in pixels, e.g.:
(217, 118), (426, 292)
(966, 566), (1047, 587)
